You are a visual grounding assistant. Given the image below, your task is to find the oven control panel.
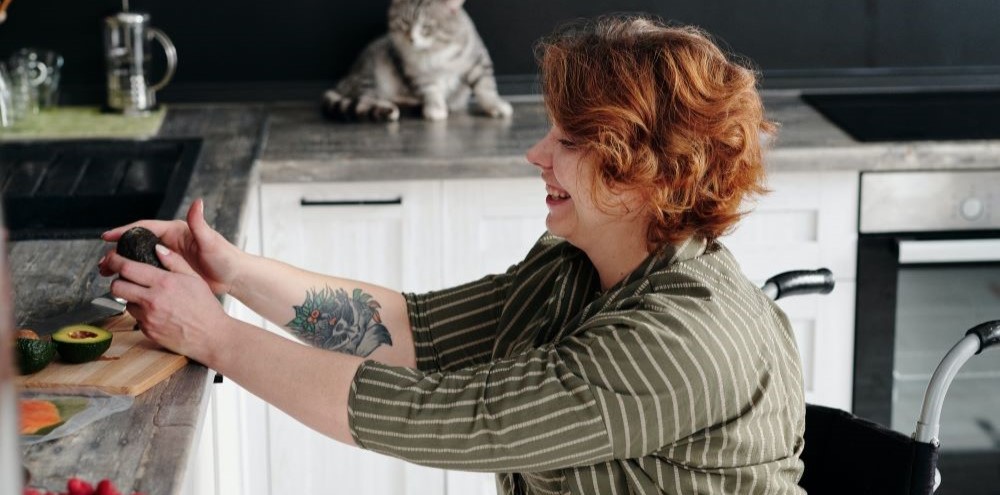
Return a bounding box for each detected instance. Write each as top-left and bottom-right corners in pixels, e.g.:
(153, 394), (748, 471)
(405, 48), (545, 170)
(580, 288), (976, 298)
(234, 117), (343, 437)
(859, 169), (999, 233)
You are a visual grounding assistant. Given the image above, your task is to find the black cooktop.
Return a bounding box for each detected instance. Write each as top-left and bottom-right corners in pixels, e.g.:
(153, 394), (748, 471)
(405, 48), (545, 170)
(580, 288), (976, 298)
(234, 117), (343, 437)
(801, 89), (1000, 142)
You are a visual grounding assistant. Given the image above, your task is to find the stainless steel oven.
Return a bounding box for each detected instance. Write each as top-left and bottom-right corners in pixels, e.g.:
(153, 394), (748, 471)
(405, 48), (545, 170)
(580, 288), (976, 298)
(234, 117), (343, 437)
(854, 169), (1000, 495)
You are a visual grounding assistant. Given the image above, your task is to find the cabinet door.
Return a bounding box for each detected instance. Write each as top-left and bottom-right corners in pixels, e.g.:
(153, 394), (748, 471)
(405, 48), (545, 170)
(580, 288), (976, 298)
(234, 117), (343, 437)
(722, 171), (858, 410)
(258, 181), (445, 495)
(723, 171), (858, 282)
(441, 178), (549, 286)
(439, 177), (548, 492)
(189, 184), (270, 495)
(262, 181), (443, 293)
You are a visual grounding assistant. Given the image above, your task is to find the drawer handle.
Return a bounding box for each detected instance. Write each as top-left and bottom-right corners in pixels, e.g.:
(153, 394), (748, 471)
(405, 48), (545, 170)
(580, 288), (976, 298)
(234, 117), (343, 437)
(300, 197), (402, 207)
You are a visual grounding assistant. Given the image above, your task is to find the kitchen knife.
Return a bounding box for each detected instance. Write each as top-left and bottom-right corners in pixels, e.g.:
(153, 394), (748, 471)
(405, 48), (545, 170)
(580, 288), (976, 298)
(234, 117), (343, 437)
(25, 292), (127, 336)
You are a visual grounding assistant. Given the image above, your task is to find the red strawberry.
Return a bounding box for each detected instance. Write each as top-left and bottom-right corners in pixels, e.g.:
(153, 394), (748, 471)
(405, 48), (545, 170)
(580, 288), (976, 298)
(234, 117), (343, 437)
(67, 477), (95, 495)
(94, 480), (121, 495)
(23, 488), (44, 495)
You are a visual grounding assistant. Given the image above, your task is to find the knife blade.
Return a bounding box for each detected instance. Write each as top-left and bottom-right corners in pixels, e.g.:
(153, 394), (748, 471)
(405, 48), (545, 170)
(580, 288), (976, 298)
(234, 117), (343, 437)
(26, 292), (127, 336)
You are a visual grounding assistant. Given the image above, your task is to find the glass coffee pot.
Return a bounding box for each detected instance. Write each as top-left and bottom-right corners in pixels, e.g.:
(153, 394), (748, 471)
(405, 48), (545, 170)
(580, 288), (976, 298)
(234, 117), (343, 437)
(103, 12), (176, 114)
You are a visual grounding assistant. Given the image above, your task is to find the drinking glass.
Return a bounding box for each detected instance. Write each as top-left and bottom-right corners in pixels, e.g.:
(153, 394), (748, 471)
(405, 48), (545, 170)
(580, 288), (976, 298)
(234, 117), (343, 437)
(0, 63), (14, 127)
(7, 48), (63, 112)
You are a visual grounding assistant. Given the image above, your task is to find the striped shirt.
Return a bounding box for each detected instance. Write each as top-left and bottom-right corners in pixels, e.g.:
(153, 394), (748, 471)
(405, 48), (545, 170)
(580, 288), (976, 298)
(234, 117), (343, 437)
(348, 234), (806, 494)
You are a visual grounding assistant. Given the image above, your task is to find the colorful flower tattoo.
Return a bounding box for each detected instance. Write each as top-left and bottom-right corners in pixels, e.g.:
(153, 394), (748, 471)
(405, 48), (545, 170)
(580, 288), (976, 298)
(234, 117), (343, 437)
(287, 286), (392, 357)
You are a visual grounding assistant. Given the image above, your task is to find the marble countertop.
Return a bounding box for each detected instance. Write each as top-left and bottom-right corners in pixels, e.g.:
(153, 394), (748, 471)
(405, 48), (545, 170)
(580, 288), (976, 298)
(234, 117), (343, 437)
(258, 91), (1000, 183)
(12, 104), (267, 495)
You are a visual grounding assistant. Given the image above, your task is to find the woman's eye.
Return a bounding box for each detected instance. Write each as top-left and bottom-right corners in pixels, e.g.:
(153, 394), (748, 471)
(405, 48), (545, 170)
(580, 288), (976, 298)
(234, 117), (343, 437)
(558, 139), (578, 149)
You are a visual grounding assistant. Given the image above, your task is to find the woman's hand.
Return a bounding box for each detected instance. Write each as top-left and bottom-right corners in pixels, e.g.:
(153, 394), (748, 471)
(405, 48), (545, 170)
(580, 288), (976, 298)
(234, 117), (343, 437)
(98, 198), (242, 296)
(103, 242), (231, 364)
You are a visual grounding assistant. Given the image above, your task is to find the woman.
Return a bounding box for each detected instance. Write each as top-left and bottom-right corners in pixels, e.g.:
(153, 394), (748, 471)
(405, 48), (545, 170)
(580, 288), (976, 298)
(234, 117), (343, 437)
(99, 14), (804, 494)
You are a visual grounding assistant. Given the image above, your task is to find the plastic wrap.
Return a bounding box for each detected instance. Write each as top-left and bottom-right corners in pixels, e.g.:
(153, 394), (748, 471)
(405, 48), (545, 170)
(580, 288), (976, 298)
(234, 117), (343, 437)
(19, 389), (133, 445)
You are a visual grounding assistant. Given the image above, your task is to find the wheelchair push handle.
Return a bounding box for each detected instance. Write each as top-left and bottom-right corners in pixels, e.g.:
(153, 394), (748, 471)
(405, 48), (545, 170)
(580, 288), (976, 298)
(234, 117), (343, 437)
(967, 320), (1000, 353)
(915, 319), (1000, 445)
(762, 268), (835, 301)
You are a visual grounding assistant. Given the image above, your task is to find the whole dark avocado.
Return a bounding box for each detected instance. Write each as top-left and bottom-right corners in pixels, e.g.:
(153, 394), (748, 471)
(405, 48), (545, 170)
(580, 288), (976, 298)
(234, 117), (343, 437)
(117, 226), (164, 269)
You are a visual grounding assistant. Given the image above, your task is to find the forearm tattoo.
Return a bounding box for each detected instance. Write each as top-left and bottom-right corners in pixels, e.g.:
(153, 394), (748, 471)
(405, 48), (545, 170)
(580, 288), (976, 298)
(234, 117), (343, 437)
(286, 286), (393, 356)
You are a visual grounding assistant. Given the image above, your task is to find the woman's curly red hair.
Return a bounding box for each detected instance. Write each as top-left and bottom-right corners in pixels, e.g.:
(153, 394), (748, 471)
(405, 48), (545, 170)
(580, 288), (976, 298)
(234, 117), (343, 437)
(536, 15), (776, 251)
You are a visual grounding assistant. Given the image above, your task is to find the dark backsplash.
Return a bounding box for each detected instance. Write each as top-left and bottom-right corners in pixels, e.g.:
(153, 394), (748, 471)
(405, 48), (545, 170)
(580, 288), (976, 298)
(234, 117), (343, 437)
(2, 0), (1000, 104)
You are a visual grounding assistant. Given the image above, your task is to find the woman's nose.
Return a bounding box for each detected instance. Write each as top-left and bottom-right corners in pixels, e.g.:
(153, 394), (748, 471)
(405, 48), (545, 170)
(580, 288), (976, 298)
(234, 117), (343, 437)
(525, 138), (549, 170)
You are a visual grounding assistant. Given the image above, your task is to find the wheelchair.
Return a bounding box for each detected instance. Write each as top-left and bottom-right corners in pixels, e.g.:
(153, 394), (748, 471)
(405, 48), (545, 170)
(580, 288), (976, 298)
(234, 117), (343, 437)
(764, 269), (1000, 495)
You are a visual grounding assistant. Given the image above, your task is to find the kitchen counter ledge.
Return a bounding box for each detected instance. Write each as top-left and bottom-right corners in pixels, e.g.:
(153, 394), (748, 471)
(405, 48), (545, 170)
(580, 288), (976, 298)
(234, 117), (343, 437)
(14, 104), (267, 495)
(259, 92), (1000, 183)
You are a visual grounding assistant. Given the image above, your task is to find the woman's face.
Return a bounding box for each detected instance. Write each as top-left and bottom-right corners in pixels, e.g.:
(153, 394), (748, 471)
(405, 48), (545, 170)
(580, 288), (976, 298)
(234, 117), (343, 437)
(526, 125), (646, 251)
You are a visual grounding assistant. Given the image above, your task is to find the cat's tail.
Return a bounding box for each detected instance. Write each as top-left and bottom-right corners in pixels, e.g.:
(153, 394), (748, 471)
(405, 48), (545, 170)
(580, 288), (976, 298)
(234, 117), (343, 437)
(321, 90), (401, 122)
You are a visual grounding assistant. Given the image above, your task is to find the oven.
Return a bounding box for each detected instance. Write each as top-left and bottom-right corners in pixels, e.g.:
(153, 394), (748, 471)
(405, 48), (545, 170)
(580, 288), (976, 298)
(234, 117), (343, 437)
(854, 169), (1000, 495)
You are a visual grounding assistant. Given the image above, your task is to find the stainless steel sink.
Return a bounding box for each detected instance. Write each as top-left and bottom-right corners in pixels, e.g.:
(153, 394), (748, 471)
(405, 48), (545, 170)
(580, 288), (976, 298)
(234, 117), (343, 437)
(801, 89), (1000, 142)
(0, 138), (201, 240)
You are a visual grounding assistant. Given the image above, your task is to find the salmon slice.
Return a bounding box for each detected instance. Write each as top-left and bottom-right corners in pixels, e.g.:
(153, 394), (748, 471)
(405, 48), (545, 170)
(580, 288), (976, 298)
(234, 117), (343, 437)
(19, 399), (62, 435)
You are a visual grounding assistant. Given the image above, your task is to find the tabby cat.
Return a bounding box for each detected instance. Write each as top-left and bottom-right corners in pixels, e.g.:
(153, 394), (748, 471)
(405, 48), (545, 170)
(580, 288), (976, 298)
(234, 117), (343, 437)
(321, 0), (512, 122)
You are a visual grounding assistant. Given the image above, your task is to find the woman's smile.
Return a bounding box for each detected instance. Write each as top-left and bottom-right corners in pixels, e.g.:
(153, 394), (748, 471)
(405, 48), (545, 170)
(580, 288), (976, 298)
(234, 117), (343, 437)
(545, 184), (571, 206)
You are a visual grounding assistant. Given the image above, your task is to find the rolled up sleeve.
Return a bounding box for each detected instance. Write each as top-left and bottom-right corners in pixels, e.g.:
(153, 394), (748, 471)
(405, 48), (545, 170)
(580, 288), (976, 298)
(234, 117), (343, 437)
(404, 268), (515, 374)
(347, 344), (615, 473)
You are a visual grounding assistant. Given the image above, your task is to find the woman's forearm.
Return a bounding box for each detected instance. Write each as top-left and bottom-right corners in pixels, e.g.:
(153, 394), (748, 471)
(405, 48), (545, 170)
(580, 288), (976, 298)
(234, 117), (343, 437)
(226, 252), (417, 368)
(207, 317), (363, 445)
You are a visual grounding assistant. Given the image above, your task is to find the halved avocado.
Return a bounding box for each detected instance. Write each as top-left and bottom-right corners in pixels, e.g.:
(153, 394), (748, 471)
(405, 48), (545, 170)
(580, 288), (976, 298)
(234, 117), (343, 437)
(52, 325), (113, 363)
(15, 329), (56, 374)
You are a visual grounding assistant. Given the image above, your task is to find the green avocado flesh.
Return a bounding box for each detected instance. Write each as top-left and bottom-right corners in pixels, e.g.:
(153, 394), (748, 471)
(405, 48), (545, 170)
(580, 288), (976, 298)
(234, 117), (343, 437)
(16, 338), (56, 374)
(117, 226), (164, 269)
(52, 325), (113, 363)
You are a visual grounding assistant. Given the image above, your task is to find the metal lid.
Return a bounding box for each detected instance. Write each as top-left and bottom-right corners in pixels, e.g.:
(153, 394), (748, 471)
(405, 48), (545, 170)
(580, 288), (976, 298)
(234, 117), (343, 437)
(105, 11), (150, 26)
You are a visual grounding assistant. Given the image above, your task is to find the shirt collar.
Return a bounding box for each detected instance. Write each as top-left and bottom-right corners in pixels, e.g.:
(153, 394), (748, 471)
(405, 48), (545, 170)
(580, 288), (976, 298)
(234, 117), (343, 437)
(603, 236), (708, 294)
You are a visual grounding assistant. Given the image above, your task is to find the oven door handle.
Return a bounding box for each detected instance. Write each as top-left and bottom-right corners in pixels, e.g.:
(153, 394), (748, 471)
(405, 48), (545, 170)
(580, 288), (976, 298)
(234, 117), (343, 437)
(898, 238), (1000, 264)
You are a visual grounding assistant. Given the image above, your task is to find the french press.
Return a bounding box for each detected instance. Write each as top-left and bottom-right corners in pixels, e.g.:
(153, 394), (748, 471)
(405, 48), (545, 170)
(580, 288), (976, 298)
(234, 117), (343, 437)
(103, 12), (176, 114)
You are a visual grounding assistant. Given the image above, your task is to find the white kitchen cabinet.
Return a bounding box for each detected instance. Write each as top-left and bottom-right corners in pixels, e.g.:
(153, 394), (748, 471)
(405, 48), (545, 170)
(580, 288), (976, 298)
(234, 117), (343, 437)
(721, 170), (859, 411)
(255, 178), (544, 495)
(441, 177), (548, 494)
(441, 178), (549, 286)
(258, 180), (446, 495)
(188, 182), (271, 495)
(261, 181), (444, 293)
(238, 178), (547, 495)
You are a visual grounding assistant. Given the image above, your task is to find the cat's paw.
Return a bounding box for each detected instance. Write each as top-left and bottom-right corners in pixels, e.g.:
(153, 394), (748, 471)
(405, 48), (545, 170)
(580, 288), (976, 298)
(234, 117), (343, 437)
(422, 102), (449, 121)
(370, 102), (401, 122)
(479, 98), (513, 118)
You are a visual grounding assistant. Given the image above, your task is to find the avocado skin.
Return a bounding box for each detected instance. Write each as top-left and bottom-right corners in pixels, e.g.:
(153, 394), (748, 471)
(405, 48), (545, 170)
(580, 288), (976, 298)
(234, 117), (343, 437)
(16, 338), (56, 374)
(52, 325), (114, 363)
(117, 226), (164, 269)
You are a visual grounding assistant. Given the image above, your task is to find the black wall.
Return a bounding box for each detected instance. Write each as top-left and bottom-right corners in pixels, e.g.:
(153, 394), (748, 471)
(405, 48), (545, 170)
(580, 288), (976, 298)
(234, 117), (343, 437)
(2, 0), (999, 104)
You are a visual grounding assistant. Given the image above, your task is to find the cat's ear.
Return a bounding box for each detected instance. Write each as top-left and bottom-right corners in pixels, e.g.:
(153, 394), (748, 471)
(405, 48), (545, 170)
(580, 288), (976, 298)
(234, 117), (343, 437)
(443, 0), (465, 12)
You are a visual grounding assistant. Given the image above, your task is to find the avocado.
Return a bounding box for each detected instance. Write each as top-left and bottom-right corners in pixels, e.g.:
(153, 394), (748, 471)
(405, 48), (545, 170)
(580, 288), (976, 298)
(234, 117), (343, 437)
(117, 226), (164, 269)
(52, 325), (113, 363)
(15, 330), (56, 374)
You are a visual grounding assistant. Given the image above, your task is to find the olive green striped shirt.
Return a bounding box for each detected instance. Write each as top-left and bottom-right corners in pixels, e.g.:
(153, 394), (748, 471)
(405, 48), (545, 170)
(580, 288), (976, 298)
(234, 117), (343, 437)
(347, 234), (806, 494)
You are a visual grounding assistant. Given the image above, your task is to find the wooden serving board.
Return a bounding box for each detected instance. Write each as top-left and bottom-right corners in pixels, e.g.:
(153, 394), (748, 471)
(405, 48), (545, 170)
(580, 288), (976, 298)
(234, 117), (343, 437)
(17, 312), (188, 396)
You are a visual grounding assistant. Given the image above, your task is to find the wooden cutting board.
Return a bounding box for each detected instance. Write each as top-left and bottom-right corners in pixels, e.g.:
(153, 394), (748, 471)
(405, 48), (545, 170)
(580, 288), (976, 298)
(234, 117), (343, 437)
(17, 312), (188, 396)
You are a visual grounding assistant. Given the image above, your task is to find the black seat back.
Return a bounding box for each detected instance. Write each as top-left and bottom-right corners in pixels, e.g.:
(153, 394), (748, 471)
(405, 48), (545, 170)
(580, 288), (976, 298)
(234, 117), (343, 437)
(800, 404), (938, 495)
